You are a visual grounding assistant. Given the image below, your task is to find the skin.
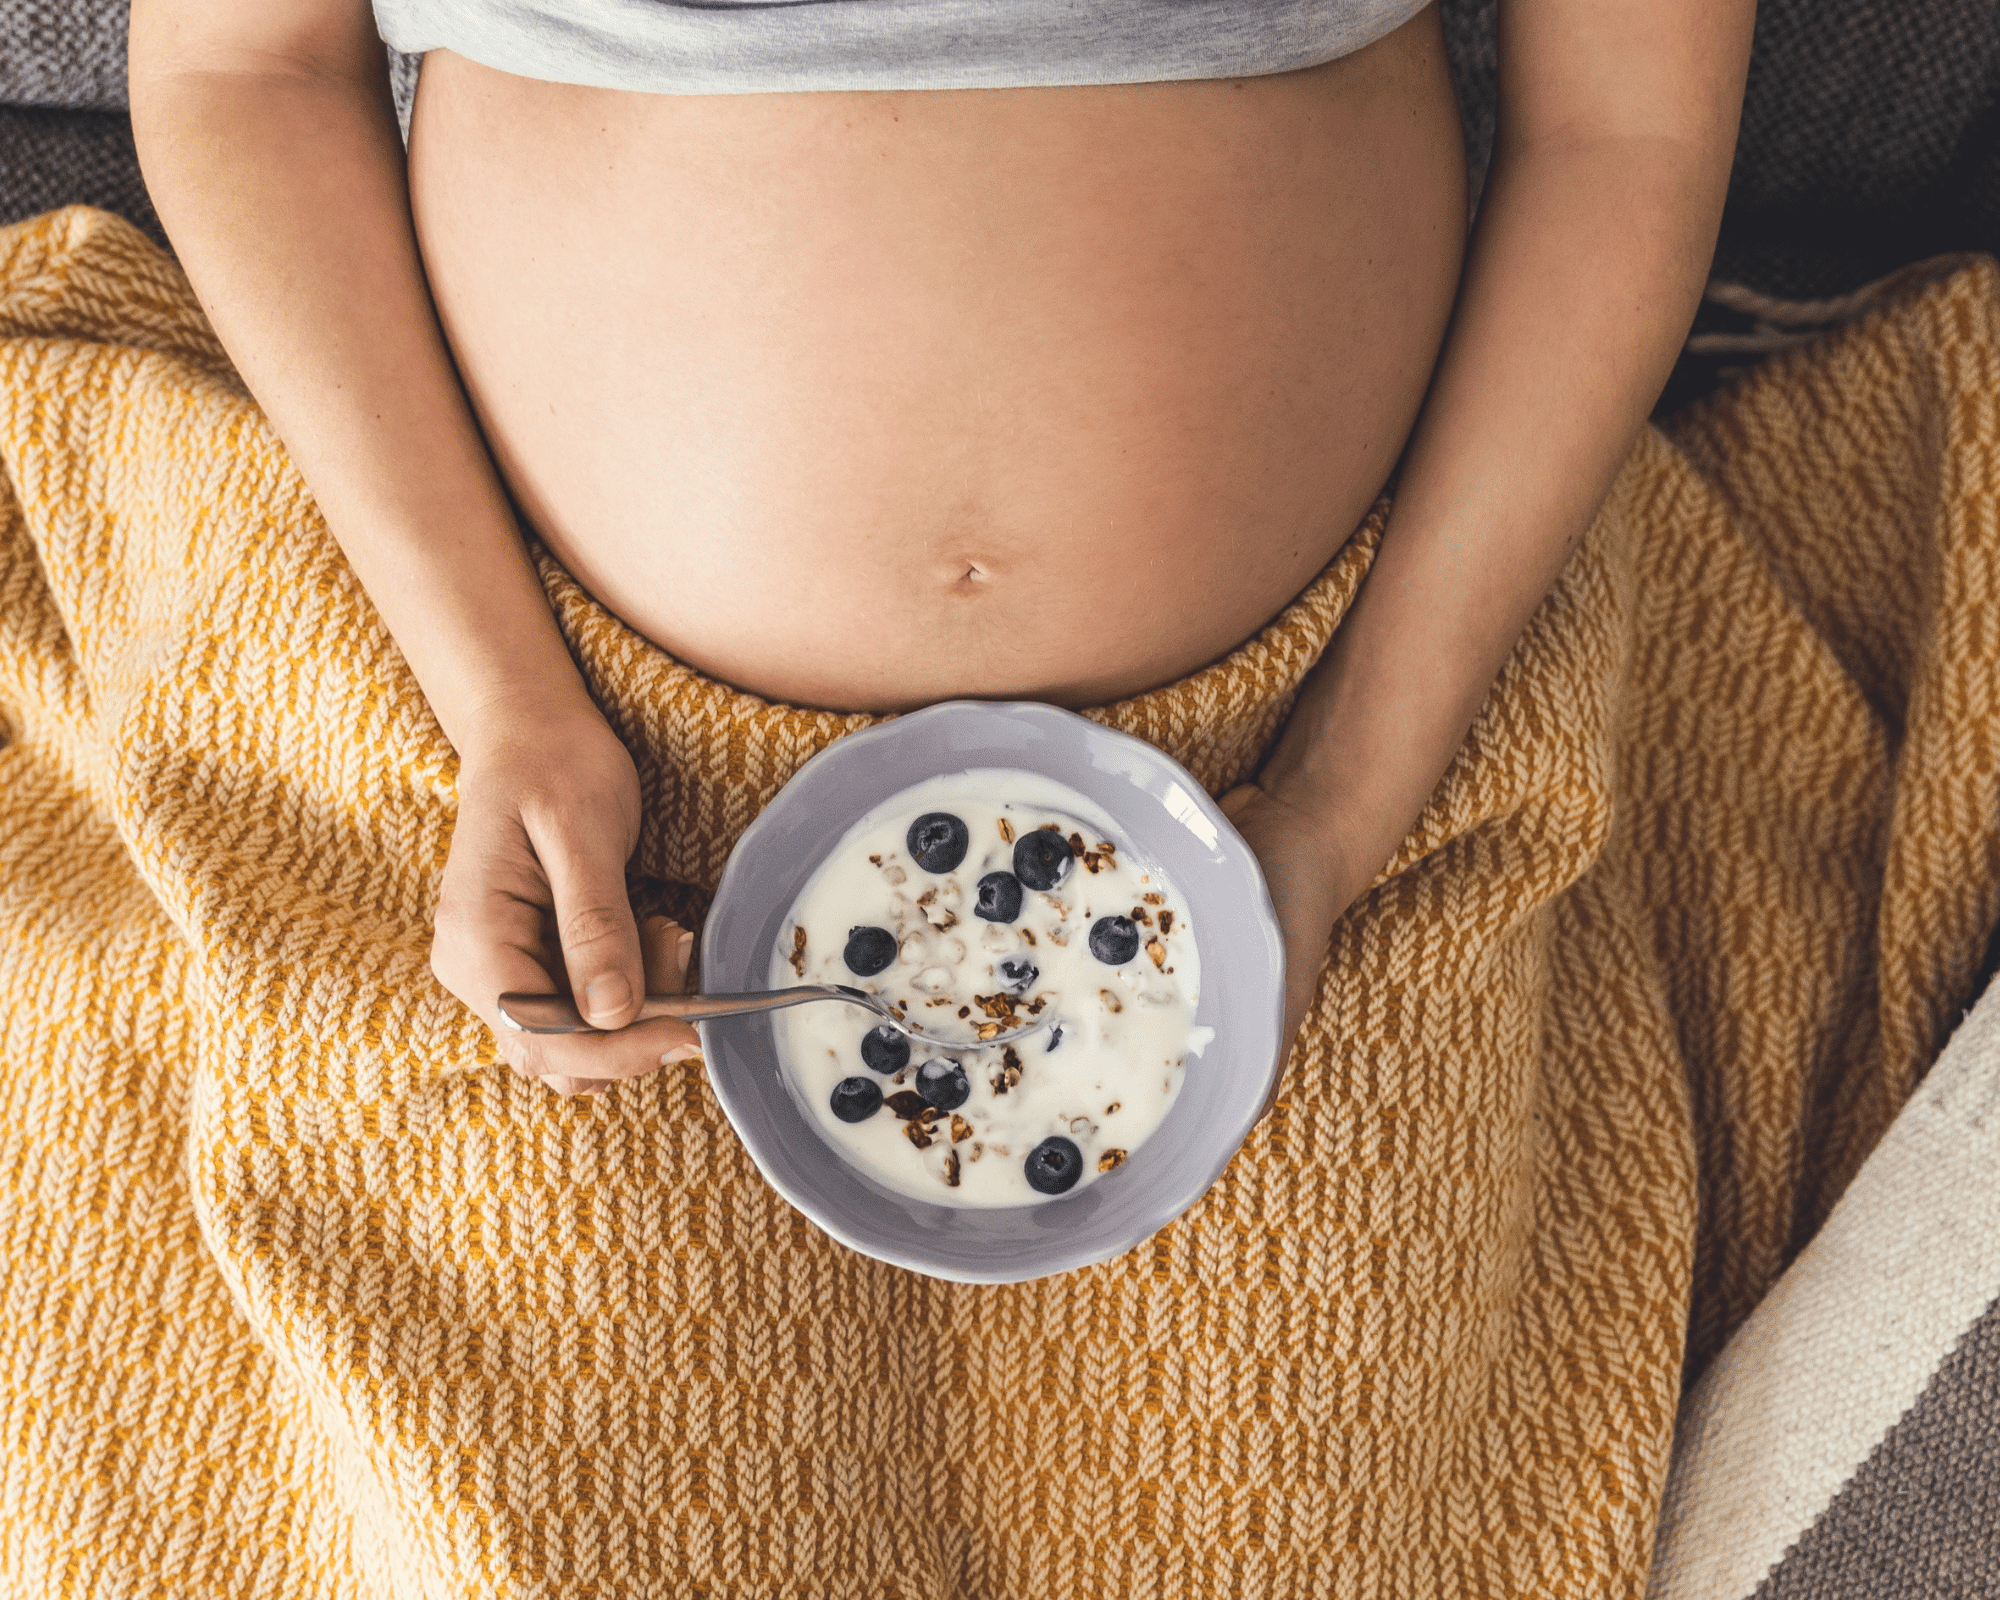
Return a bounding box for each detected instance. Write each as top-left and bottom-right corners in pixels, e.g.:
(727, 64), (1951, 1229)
(128, 0), (1755, 1099)
(407, 30), (1464, 711)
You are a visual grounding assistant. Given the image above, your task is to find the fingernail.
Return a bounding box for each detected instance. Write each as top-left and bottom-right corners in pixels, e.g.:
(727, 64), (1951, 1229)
(660, 1043), (702, 1066)
(584, 972), (631, 1022)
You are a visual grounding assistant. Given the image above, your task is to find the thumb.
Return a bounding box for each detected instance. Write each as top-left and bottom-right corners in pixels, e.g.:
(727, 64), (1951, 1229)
(536, 816), (645, 1031)
(1218, 783), (1261, 820)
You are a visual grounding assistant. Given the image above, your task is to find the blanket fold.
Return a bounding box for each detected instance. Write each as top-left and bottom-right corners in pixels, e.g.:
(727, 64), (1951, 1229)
(1, 206), (1996, 1599)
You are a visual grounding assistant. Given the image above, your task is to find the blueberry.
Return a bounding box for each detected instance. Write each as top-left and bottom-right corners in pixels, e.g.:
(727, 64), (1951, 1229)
(907, 812), (970, 874)
(830, 1076), (883, 1123)
(1044, 1024), (1064, 1053)
(1088, 915), (1141, 966)
(996, 955), (1039, 993)
(1024, 1136), (1083, 1195)
(975, 871), (1024, 923)
(843, 925), (897, 976)
(859, 1024), (911, 1075)
(916, 1058), (970, 1112)
(1013, 829), (1073, 892)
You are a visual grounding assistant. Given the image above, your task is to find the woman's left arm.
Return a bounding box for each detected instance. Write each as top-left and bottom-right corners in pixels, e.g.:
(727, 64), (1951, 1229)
(1225, 0), (1757, 1064)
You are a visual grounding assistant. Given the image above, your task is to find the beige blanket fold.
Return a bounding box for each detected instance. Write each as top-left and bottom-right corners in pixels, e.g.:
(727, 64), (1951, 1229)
(1, 206), (1995, 1599)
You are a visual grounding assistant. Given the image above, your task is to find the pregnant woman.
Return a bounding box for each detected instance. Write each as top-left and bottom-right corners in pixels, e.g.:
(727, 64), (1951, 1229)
(128, 0), (1753, 1103)
(93, 1), (1804, 1589)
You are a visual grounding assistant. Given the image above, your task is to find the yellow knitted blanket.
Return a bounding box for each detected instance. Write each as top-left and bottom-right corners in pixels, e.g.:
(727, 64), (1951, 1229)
(2, 206), (1997, 1599)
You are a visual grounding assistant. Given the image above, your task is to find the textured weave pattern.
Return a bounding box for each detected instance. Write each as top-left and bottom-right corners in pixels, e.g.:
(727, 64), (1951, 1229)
(1645, 975), (2000, 1600)
(0, 207), (1997, 1598)
(1755, 1295), (2000, 1599)
(0, 0), (127, 107)
(0, 105), (159, 243)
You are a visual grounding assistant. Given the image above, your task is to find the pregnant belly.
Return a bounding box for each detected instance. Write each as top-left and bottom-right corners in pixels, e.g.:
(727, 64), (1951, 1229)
(407, 10), (1465, 712)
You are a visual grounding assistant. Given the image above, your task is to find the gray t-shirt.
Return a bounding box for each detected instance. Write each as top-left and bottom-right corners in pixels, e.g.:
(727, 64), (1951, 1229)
(372, 0), (1434, 95)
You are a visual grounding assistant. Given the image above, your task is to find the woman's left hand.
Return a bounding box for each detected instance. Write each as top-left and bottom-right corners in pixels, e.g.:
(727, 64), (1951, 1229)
(1218, 779), (1371, 1114)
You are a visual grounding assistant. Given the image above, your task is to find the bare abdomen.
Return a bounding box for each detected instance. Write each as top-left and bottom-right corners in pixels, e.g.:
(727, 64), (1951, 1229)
(408, 10), (1465, 711)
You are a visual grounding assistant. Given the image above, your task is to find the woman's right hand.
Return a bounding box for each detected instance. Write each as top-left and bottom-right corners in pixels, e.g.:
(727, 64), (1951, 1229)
(132, 0), (707, 1101)
(429, 700), (702, 1095)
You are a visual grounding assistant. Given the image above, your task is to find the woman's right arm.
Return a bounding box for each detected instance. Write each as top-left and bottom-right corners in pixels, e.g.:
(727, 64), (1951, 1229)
(129, 0), (699, 1088)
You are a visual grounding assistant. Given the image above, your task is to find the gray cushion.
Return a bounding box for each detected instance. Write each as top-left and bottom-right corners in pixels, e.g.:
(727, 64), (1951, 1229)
(0, 0), (128, 109)
(0, 103), (157, 239)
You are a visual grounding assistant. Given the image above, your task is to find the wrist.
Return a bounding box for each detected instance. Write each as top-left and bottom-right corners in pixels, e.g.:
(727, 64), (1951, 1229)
(1229, 771), (1374, 908)
(450, 669), (615, 768)
(1252, 709), (1432, 910)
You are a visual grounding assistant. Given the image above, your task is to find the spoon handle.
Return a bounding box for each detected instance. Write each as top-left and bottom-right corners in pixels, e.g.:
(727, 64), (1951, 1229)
(497, 985), (863, 1035)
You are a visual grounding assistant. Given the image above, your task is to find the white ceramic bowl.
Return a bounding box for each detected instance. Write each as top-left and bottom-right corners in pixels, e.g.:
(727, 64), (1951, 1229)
(698, 700), (1285, 1283)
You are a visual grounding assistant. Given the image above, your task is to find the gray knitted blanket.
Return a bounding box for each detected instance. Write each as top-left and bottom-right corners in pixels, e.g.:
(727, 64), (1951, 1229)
(0, 0), (124, 106)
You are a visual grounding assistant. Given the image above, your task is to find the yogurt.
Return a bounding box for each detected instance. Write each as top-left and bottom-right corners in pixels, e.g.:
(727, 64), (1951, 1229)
(769, 768), (1209, 1207)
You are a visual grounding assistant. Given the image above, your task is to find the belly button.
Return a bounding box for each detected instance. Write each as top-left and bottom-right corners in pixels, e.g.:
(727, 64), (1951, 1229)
(941, 553), (1000, 596)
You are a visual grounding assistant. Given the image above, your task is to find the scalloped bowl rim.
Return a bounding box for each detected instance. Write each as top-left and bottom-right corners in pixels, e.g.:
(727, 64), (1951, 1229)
(698, 699), (1286, 1283)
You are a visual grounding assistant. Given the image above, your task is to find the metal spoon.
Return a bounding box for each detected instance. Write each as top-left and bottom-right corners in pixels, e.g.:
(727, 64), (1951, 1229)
(496, 984), (1050, 1047)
